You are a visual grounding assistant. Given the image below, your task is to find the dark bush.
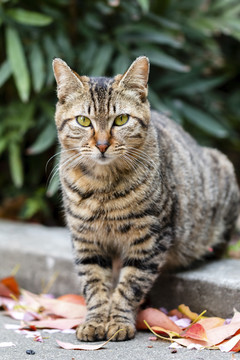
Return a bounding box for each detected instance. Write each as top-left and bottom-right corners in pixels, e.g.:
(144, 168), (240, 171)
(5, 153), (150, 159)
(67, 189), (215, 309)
(0, 0), (239, 224)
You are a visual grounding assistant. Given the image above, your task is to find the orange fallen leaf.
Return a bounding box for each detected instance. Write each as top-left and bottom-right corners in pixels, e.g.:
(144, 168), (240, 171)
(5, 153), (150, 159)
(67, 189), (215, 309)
(56, 329), (123, 350)
(57, 294), (85, 306)
(0, 276), (20, 298)
(182, 323), (208, 342)
(136, 308), (181, 333)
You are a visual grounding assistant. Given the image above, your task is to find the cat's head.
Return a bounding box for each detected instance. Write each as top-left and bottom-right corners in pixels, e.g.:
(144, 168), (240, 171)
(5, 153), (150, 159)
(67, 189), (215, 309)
(53, 57), (150, 168)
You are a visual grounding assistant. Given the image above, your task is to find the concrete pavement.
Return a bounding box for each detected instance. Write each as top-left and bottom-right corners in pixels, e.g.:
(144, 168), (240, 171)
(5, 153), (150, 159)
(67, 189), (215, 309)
(1, 315), (240, 360)
(0, 220), (240, 359)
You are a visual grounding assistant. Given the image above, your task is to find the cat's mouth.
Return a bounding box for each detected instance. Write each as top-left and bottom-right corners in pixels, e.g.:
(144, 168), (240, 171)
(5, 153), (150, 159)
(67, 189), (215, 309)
(94, 152), (114, 165)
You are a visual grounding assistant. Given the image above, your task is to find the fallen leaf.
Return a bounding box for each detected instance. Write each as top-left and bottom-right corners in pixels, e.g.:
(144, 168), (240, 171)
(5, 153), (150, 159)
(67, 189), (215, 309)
(219, 334), (240, 352)
(57, 294), (85, 305)
(178, 304), (200, 321)
(198, 317), (225, 330)
(207, 314), (240, 346)
(56, 329), (123, 350)
(0, 296), (16, 309)
(22, 290), (87, 319)
(136, 308), (181, 333)
(171, 337), (208, 349)
(182, 323), (208, 342)
(168, 309), (187, 319)
(28, 318), (84, 330)
(1, 276), (20, 297)
(151, 326), (180, 338)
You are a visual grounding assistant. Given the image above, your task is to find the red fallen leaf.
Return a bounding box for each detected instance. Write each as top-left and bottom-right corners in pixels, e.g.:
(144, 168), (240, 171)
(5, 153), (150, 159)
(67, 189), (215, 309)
(57, 294), (85, 306)
(28, 318), (84, 330)
(1, 276), (20, 297)
(151, 326), (180, 337)
(207, 312), (240, 346)
(198, 317), (225, 330)
(21, 324), (37, 331)
(0, 283), (12, 298)
(182, 323), (208, 342)
(219, 334), (240, 352)
(136, 308), (181, 333)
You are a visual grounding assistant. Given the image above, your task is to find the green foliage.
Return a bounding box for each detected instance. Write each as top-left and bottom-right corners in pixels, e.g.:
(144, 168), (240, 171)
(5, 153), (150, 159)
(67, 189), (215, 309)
(0, 0), (239, 224)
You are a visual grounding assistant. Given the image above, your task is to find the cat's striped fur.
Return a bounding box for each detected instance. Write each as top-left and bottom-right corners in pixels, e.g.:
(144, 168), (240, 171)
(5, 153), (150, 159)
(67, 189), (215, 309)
(53, 57), (240, 341)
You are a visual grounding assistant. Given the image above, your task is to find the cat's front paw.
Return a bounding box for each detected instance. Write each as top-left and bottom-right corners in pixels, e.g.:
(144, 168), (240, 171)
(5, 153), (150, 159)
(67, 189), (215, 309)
(106, 321), (136, 341)
(76, 321), (106, 341)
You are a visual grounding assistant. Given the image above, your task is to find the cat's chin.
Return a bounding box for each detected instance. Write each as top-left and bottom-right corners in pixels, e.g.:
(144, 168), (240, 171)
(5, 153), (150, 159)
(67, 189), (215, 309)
(94, 155), (114, 165)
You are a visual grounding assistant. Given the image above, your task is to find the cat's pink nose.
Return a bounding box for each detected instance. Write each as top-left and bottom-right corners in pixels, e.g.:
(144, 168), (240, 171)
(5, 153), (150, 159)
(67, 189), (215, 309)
(96, 141), (109, 153)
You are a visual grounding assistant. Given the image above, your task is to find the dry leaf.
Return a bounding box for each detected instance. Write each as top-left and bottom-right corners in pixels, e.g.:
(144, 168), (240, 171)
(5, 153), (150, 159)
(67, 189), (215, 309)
(136, 308), (181, 333)
(57, 294), (85, 305)
(28, 318), (84, 330)
(151, 326), (180, 338)
(198, 317), (225, 330)
(56, 329), (123, 350)
(182, 323), (208, 342)
(22, 290), (87, 319)
(206, 313), (240, 346)
(178, 304), (200, 321)
(219, 334), (240, 352)
(1, 276), (20, 297)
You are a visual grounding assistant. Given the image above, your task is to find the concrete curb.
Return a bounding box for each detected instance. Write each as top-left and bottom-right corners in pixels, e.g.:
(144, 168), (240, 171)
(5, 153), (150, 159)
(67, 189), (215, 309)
(0, 220), (239, 317)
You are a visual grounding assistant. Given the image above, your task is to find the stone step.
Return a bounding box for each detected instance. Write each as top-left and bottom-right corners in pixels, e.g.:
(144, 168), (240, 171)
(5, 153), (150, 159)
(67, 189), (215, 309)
(0, 220), (239, 317)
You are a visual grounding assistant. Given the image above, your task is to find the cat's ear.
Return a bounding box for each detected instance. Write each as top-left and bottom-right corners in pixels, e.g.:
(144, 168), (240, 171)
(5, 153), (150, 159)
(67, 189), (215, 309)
(118, 56), (149, 101)
(52, 58), (84, 101)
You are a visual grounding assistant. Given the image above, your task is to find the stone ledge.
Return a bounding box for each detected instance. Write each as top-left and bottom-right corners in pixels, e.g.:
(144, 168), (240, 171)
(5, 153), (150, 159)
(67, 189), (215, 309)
(0, 220), (239, 317)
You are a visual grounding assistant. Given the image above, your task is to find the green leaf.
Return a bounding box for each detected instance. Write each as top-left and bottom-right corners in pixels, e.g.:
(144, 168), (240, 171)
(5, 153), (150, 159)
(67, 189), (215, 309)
(7, 8), (53, 26)
(90, 43), (114, 76)
(113, 54), (131, 74)
(43, 36), (59, 86)
(6, 26), (30, 102)
(27, 122), (57, 155)
(146, 13), (181, 30)
(0, 60), (12, 87)
(0, 138), (8, 155)
(148, 88), (171, 114)
(29, 44), (45, 93)
(8, 142), (23, 188)
(172, 75), (228, 95)
(133, 47), (190, 73)
(136, 0), (149, 12)
(116, 24), (182, 48)
(180, 103), (229, 138)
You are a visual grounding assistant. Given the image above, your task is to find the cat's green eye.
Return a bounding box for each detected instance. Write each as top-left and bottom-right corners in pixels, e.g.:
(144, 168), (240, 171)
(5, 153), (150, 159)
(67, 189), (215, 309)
(76, 115), (91, 127)
(114, 114), (129, 126)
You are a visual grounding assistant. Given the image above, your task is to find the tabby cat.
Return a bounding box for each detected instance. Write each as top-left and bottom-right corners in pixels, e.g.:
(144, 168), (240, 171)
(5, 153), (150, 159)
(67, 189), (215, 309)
(53, 56), (240, 342)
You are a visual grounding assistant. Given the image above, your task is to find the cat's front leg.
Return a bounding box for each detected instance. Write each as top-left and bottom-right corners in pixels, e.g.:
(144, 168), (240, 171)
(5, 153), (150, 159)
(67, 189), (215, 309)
(106, 251), (166, 341)
(74, 252), (113, 341)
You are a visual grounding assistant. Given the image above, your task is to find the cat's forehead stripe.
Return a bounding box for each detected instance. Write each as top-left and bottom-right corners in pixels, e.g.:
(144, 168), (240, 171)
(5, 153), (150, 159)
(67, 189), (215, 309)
(89, 77), (114, 115)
